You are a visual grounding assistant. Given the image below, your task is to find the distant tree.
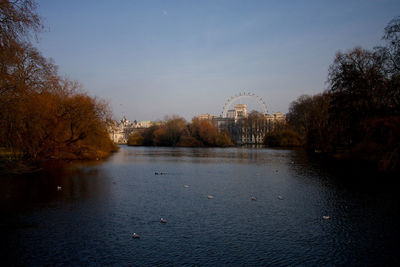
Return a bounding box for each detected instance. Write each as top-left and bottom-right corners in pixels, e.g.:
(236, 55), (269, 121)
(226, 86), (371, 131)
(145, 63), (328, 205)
(149, 116), (187, 146)
(127, 131), (144, 146)
(286, 95), (314, 138)
(152, 127), (168, 146)
(190, 118), (226, 146)
(189, 117), (201, 140)
(306, 93), (332, 150)
(264, 129), (303, 147)
(198, 120), (217, 146)
(137, 116), (233, 148)
(141, 126), (158, 146)
(286, 93), (331, 150)
(164, 116), (187, 146)
(216, 131), (233, 147)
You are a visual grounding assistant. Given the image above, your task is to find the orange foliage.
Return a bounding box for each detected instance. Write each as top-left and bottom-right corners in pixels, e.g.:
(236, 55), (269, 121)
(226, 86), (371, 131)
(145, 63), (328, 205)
(152, 127), (168, 146)
(216, 132), (233, 147)
(0, 1), (117, 162)
(198, 120), (217, 146)
(127, 131), (144, 146)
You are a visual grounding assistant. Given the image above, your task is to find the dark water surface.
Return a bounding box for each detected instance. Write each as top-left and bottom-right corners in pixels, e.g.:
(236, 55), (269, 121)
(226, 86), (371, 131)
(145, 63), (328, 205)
(1, 146), (399, 266)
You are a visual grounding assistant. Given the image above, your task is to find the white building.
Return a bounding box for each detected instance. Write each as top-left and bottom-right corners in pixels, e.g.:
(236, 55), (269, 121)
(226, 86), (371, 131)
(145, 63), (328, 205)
(138, 121), (153, 128)
(204, 104), (286, 145)
(198, 114), (216, 121)
(108, 117), (154, 144)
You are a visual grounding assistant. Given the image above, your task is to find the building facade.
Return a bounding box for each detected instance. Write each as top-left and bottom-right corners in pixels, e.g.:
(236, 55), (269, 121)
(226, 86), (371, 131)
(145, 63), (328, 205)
(199, 104), (285, 145)
(108, 117), (154, 144)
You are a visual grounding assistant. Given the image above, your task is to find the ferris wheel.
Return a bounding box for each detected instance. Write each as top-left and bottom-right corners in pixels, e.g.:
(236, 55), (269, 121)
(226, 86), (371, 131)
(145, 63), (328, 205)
(221, 92), (267, 118)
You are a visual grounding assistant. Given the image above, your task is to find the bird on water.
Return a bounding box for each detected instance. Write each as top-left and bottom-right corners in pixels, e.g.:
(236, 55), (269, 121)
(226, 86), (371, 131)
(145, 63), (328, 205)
(132, 233), (140, 239)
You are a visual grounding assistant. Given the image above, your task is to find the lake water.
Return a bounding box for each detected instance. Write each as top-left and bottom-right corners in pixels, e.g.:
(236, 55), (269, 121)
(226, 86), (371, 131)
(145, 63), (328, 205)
(1, 146), (399, 266)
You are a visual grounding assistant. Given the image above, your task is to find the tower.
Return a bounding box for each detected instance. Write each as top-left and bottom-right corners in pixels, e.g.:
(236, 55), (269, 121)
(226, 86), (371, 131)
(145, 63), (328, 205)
(234, 104), (247, 120)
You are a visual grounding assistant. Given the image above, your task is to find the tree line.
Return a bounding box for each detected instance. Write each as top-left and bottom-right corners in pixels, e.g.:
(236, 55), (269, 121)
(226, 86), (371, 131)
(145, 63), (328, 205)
(128, 116), (233, 147)
(0, 0), (117, 170)
(282, 17), (400, 172)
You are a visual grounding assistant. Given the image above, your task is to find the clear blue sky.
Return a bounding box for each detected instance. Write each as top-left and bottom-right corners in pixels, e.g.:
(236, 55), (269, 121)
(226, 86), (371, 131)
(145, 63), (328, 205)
(35, 0), (400, 121)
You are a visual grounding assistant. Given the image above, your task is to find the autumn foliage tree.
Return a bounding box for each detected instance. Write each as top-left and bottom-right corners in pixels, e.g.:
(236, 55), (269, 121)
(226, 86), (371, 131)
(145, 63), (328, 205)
(0, 0), (117, 166)
(128, 117), (233, 147)
(127, 131), (144, 146)
(216, 131), (233, 147)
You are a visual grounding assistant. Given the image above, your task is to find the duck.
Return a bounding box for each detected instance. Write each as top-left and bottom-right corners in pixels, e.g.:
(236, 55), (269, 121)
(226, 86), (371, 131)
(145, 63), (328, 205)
(57, 186), (62, 191)
(207, 195), (214, 199)
(277, 195), (284, 200)
(132, 233), (140, 239)
(160, 218), (167, 223)
(251, 197), (257, 201)
(323, 215), (330, 220)
(183, 185), (189, 188)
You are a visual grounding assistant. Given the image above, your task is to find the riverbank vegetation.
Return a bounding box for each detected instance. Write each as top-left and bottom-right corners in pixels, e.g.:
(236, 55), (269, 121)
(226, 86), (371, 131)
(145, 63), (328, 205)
(263, 129), (303, 147)
(0, 0), (117, 172)
(281, 17), (400, 173)
(127, 116), (233, 147)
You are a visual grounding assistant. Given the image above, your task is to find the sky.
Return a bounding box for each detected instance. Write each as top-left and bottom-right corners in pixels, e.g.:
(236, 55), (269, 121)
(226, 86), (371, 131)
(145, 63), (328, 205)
(35, 0), (400, 121)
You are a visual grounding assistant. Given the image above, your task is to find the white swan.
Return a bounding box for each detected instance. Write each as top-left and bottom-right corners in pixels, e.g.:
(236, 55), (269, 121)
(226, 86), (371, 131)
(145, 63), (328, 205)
(57, 186), (62, 191)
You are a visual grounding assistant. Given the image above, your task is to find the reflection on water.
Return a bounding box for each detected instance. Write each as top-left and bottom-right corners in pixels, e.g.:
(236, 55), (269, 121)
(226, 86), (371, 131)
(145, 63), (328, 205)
(0, 163), (111, 210)
(1, 146), (399, 266)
